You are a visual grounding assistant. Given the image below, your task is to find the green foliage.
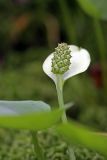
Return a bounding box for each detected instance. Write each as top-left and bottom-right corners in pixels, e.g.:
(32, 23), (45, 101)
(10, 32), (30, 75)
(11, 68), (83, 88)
(79, 106), (107, 131)
(0, 129), (105, 160)
(77, 0), (107, 20)
(65, 76), (98, 107)
(56, 121), (107, 157)
(0, 60), (55, 101)
(0, 99), (107, 157)
(0, 105), (62, 130)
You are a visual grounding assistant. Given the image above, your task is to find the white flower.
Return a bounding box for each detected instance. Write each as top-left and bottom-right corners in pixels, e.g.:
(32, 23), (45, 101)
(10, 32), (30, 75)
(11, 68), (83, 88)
(43, 45), (91, 83)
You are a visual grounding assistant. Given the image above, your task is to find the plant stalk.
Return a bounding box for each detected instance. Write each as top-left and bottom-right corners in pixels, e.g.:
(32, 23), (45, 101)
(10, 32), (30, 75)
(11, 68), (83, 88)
(56, 74), (76, 160)
(31, 131), (44, 160)
(56, 75), (67, 123)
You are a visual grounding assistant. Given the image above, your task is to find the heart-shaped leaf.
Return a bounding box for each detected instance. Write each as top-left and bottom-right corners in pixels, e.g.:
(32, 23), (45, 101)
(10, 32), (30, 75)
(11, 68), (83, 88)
(77, 0), (107, 20)
(0, 101), (50, 115)
(0, 101), (62, 130)
(56, 121), (107, 157)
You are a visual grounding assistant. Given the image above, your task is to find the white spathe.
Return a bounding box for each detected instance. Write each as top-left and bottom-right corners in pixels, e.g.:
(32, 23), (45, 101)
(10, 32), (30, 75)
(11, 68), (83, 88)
(43, 45), (91, 83)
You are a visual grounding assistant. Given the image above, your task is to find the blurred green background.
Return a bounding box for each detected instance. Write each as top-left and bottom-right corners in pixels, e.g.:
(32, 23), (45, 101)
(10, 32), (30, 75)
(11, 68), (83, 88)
(0, 0), (107, 159)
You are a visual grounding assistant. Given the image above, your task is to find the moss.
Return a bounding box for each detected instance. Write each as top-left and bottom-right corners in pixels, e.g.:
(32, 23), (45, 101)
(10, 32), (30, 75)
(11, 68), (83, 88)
(0, 129), (105, 160)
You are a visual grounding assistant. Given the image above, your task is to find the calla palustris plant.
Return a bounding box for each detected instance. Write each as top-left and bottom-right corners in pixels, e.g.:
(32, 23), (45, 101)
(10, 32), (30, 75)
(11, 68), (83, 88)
(0, 43), (107, 159)
(43, 43), (107, 158)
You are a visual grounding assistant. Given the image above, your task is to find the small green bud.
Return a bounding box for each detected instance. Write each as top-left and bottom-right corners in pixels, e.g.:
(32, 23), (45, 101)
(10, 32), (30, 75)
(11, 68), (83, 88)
(51, 43), (71, 74)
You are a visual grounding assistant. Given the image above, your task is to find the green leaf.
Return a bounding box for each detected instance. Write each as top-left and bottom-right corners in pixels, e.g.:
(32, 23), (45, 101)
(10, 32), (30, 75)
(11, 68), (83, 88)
(56, 121), (107, 157)
(0, 101), (62, 130)
(77, 0), (107, 20)
(0, 101), (50, 115)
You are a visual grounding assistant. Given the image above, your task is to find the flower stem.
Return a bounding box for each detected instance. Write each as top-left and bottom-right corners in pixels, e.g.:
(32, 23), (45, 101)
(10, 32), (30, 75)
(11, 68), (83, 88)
(31, 131), (44, 160)
(56, 75), (67, 123)
(56, 74), (76, 160)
